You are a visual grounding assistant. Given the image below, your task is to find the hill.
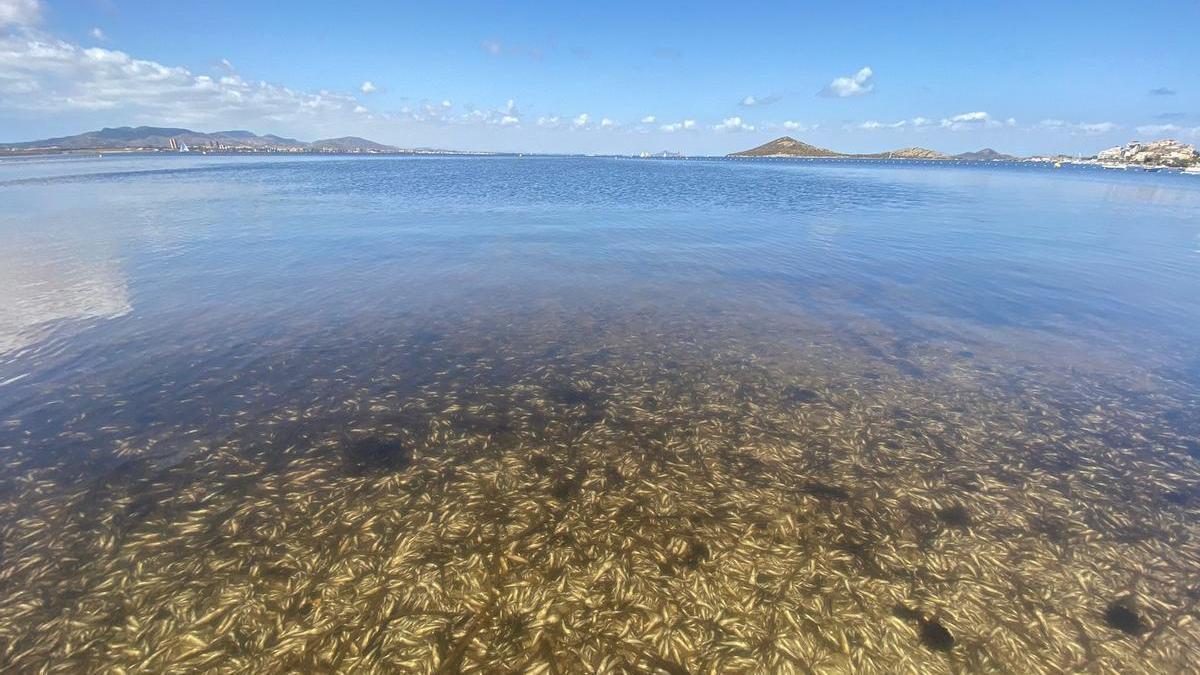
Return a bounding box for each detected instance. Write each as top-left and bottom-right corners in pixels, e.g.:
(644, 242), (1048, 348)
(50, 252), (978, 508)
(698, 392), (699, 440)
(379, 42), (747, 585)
(729, 138), (954, 160)
(310, 136), (398, 152)
(954, 148), (1016, 161)
(860, 147), (948, 160)
(728, 136), (843, 158)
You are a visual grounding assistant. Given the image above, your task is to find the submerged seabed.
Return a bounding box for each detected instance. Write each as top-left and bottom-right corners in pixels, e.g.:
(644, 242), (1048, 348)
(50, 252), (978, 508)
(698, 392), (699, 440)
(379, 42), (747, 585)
(1, 298), (1198, 673)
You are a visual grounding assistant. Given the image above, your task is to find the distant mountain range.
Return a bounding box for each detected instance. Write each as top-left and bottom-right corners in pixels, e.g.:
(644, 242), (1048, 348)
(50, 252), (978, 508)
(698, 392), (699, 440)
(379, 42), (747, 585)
(0, 126), (455, 154)
(729, 136), (1016, 161)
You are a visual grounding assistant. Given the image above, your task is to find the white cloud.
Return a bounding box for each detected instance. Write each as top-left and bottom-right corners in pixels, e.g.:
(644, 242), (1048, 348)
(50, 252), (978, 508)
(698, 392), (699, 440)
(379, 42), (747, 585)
(481, 39), (503, 55)
(0, 0), (41, 27)
(640, 115), (656, 124)
(360, 80), (377, 94)
(660, 119), (696, 133)
(572, 112), (589, 128)
(855, 115), (934, 130)
(760, 120), (815, 133)
(938, 111), (1006, 131)
(89, 27), (107, 41)
(0, 34), (366, 128)
(536, 115), (560, 128)
(1038, 119), (1119, 135)
(1135, 123), (1199, 138)
(441, 99), (451, 108)
(944, 111), (988, 125)
(600, 117), (614, 128)
(353, 105), (368, 114)
(713, 116), (755, 132)
(821, 66), (874, 98)
(499, 114), (519, 126)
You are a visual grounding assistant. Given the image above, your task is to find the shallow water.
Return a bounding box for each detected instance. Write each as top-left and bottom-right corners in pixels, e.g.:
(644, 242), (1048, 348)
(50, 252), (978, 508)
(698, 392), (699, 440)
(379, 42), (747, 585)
(1, 155), (1198, 672)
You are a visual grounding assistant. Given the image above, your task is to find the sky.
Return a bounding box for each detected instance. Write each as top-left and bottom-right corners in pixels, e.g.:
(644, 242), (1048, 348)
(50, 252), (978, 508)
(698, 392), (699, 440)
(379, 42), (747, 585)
(0, 0), (1197, 155)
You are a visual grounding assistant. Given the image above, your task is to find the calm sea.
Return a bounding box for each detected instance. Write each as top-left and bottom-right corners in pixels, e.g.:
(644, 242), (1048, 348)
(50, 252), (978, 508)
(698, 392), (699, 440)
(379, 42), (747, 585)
(1, 155), (1198, 672)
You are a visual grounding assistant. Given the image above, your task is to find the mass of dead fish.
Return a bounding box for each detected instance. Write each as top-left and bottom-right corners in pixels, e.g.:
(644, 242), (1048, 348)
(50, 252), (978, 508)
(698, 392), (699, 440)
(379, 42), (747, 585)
(0, 307), (1197, 673)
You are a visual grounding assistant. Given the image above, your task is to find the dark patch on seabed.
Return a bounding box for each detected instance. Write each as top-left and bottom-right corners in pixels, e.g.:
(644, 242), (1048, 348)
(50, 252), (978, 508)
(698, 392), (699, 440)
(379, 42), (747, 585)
(342, 436), (412, 474)
(0, 310), (1199, 673)
(1105, 601), (1146, 636)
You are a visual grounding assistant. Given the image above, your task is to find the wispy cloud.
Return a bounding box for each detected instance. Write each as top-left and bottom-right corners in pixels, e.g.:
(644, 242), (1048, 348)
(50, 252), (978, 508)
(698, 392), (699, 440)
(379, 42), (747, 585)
(740, 94), (781, 107)
(89, 27), (107, 41)
(360, 80), (377, 94)
(850, 113), (1019, 132)
(1135, 123), (1199, 138)
(1148, 87), (1176, 96)
(820, 66), (873, 98)
(640, 115), (656, 124)
(480, 39), (548, 61)
(572, 112), (589, 128)
(0, 0), (41, 27)
(1038, 119), (1118, 135)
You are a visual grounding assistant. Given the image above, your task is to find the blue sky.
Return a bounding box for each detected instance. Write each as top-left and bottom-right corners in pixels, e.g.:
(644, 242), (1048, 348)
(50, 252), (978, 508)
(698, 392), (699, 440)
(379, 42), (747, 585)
(1, 0), (1197, 154)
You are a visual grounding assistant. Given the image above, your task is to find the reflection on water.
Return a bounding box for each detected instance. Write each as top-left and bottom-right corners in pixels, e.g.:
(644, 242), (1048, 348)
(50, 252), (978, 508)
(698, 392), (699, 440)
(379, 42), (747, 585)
(0, 156), (1198, 672)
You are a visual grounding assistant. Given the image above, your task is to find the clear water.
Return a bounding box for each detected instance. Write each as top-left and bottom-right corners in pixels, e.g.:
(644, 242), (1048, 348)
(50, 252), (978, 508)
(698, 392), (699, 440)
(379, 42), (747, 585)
(1, 155), (1198, 672)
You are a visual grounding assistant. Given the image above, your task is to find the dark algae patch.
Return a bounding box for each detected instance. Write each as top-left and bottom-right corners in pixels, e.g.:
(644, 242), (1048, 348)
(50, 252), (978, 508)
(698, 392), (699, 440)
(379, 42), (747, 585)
(341, 436), (413, 474)
(782, 385), (821, 403)
(894, 605), (955, 652)
(1105, 601), (1146, 635)
(920, 618), (955, 652)
(936, 504), (972, 528)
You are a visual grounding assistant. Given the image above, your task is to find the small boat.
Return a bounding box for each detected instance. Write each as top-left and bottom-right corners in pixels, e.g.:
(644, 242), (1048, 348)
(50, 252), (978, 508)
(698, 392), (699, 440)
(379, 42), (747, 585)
(1184, 166), (1200, 175)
